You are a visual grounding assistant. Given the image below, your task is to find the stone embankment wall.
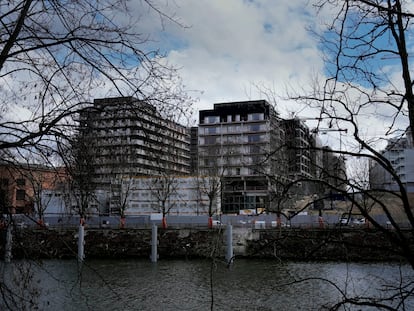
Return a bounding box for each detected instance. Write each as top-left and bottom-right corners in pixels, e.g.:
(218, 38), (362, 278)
(2, 228), (222, 260)
(245, 229), (406, 261)
(0, 227), (410, 261)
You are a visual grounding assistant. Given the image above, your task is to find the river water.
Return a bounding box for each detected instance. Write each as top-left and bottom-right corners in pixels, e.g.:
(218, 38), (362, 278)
(1, 259), (414, 310)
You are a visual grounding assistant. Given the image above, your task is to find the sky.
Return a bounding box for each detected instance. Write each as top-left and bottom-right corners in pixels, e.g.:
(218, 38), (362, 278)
(4, 0), (410, 155)
(124, 0), (414, 156)
(132, 0), (323, 121)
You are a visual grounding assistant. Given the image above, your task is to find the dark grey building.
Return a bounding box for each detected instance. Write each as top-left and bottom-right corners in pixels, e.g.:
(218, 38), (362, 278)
(78, 97), (191, 192)
(190, 127), (199, 174)
(198, 100), (286, 214)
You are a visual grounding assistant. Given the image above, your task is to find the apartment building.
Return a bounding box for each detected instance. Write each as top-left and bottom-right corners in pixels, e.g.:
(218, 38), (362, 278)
(77, 97), (191, 194)
(198, 100), (286, 214)
(321, 147), (347, 193)
(0, 162), (68, 214)
(370, 130), (414, 193)
(281, 118), (330, 195)
(190, 127), (199, 174)
(282, 119), (314, 176)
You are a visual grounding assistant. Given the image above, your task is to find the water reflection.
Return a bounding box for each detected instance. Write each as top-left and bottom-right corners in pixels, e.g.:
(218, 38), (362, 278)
(1, 259), (414, 310)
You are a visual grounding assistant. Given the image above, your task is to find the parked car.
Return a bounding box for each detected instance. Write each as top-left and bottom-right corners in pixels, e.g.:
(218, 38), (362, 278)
(271, 221), (290, 228)
(338, 217), (349, 226)
(353, 217), (365, 225)
(337, 212), (366, 227)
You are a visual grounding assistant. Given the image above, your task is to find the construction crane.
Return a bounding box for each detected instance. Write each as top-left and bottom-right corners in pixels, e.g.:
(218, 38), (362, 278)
(312, 127), (348, 153)
(311, 128), (348, 135)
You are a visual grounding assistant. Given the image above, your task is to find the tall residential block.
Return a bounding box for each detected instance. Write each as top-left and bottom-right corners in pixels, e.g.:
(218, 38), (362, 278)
(282, 118), (322, 195)
(370, 129), (414, 193)
(77, 97), (191, 192)
(198, 100), (286, 214)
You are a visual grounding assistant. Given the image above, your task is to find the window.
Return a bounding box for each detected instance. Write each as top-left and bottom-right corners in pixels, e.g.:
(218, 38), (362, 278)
(248, 134), (261, 143)
(205, 116), (219, 124)
(248, 113), (264, 121)
(227, 125), (241, 133)
(249, 124), (261, 132)
(16, 189), (26, 201)
(249, 145), (261, 154)
(226, 136), (238, 144)
(204, 137), (217, 145)
(207, 127), (218, 134)
(204, 159), (216, 167)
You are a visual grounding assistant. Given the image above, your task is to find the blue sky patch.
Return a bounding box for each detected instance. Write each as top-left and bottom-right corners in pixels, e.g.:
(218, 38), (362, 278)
(263, 23), (273, 33)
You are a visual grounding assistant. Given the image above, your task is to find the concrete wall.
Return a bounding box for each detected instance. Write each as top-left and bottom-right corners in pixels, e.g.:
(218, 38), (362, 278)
(0, 227), (408, 262)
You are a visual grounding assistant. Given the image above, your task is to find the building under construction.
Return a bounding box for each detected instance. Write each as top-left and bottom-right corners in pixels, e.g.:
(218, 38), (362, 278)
(198, 100), (287, 214)
(77, 97), (191, 214)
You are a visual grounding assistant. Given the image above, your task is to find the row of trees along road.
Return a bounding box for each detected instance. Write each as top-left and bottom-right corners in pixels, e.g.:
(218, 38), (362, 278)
(2, 0), (414, 310)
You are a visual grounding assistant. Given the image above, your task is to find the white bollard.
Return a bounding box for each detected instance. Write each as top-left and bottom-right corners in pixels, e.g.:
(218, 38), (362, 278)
(226, 224), (233, 265)
(151, 223), (158, 263)
(77, 224), (85, 262)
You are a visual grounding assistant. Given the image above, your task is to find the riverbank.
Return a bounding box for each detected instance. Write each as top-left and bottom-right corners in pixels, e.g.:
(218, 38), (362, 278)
(0, 227), (408, 262)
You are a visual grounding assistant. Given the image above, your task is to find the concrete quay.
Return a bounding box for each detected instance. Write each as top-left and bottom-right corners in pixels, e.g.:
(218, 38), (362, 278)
(0, 226), (408, 262)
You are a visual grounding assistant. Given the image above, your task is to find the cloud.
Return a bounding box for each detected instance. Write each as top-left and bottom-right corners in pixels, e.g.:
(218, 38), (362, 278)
(129, 0), (412, 154)
(131, 0), (323, 115)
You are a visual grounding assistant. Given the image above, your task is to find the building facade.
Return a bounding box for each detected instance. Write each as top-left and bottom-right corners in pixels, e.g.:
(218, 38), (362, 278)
(282, 118), (319, 195)
(198, 100), (286, 214)
(0, 163), (68, 214)
(119, 176), (215, 216)
(77, 97), (191, 193)
(370, 131), (414, 193)
(321, 147), (348, 193)
(190, 127), (199, 174)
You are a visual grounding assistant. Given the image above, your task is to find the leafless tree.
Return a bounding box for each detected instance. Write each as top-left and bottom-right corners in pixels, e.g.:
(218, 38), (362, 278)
(0, 0), (192, 162)
(197, 173), (222, 228)
(113, 178), (133, 228)
(57, 133), (96, 222)
(150, 173), (179, 229)
(0, 261), (41, 311)
(24, 165), (65, 227)
(278, 0), (414, 309)
(1, 0), (192, 211)
(0, 1), (193, 306)
(299, 0), (414, 252)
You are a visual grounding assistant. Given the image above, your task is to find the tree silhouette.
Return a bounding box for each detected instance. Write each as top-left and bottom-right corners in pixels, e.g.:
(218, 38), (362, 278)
(282, 0), (414, 309)
(0, 1), (191, 308)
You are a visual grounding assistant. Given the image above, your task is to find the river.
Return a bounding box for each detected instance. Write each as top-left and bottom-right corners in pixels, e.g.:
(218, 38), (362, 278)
(1, 259), (414, 310)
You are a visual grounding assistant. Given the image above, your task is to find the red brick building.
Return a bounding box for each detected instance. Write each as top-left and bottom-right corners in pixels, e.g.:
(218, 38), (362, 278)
(0, 163), (68, 214)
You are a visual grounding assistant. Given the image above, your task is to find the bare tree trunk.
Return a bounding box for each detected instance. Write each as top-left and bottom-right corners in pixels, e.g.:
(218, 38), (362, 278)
(162, 215), (168, 229)
(120, 217), (126, 229)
